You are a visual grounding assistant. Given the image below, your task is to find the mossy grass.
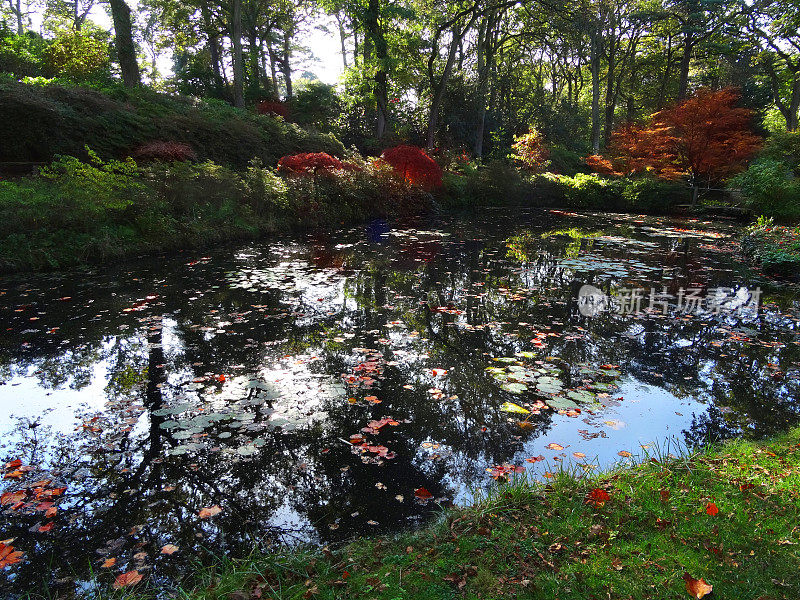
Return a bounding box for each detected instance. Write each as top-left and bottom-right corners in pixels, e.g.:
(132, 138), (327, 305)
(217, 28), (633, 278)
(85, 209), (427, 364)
(97, 428), (800, 600)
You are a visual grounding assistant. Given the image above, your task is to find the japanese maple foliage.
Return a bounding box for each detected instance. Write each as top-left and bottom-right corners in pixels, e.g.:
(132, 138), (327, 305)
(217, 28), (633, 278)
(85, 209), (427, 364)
(511, 127), (550, 171)
(256, 100), (290, 119)
(610, 88), (762, 185)
(277, 152), (345, 176)
(380, 145), (443, 191)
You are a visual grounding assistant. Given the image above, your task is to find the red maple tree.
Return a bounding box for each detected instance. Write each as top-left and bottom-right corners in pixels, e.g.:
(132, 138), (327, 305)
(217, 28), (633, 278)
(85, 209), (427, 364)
(511, 128), (550, 171)
(608, 88), (761, 202)
(256, 100), (290, 119)
(277, 152), (345, 176)
(381, 145), (443, 191)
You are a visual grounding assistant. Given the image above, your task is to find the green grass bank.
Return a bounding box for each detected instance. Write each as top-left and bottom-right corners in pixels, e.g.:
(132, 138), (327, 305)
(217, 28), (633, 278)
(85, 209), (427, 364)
(108, 428), (800, 600)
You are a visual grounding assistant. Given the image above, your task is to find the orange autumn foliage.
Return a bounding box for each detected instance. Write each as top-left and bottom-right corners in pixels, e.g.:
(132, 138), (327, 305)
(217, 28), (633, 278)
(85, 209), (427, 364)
(609, 88), (761, 185)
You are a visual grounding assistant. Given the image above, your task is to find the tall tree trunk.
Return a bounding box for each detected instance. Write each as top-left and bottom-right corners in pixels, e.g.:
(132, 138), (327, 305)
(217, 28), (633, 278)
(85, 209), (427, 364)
(426, 25), (465, 149)
(109, 0), (140, 87)
(16, 0), (23, 34)
(281, 30), (293, 99)
(677, 32), (692, 101)
(603, 40), (616, 148)
(231, 0), (244, 108)
(336, 12), (348, 69)
(366, 0), (389, 138)
(590, 27), (602, 153)
(657, 34), (673, 108)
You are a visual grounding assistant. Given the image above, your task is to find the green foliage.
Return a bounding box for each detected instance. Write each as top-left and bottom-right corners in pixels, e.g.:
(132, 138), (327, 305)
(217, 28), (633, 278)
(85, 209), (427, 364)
(0, 80), (345, 167)
(733, 159), (800, 220)
(41, 27), (111, 82)
(289, 83), (342, 131)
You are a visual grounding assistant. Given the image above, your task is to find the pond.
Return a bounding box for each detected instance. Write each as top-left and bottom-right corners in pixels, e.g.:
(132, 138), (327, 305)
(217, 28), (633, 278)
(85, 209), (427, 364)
(1, 208), (799, 596)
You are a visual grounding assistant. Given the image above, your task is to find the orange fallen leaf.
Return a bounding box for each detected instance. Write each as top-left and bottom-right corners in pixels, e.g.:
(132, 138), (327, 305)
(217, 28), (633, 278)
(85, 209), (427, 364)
(113, 570), (143, 589)
(660, 489), (670, 502)
(572, 452), (586, 459)
(683, 573), (713, 599)
(546, 443), (564, 451)
(38, 522), (55, 533)
(102, 557), (117, 568)
(161, 544), (179, 555)
(705, 502), (719, 516)
(431, 368), (448, 377)
(617, 450), (632, 457)
(0, 541), (24, 568)
(198, 505), (223, 519)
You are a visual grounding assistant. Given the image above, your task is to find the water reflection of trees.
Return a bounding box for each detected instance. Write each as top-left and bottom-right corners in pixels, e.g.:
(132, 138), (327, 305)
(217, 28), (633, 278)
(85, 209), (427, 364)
(1, 215), (799, 596)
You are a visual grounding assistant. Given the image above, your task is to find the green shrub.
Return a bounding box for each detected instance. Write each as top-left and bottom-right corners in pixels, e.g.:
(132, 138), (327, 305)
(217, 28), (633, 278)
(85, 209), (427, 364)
(0, 80), (345, 167)
(732, 158), (800, 220)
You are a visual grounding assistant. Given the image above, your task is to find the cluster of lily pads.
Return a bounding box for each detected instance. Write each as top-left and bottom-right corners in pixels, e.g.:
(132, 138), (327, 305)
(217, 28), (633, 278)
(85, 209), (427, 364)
(486, 353), (621, 413)
(153, 376), (333, 457)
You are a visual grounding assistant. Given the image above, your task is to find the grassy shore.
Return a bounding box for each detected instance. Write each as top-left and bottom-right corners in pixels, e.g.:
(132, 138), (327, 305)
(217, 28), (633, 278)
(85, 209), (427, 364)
(742, 218), (800, 279)
(108, 428), (800, 600)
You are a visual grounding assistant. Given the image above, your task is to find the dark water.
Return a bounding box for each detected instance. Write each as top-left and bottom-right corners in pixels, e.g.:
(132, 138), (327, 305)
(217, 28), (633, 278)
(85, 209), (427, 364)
(1, 209), (799, 596)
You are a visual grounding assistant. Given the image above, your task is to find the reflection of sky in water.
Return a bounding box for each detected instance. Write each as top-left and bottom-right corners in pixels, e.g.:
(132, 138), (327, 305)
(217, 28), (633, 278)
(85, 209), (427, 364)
(0, 209), (798, 596)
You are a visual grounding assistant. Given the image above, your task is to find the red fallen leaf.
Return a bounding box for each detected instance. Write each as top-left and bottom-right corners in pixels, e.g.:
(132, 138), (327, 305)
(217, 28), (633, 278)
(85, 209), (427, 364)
(617, 450), (632, 457)
(113, 570), (143, 589)
(4, 459), (22, 470)
(3, 470), (25, 480)
(34, 501), (54, 512)
(525, 455), (545, 463)
(431, 368), (448, 377)
(660, 489), (670, 502)
(683, 573), (713, 599)
(198, 505), (223, 519)
(414, 487), (433, 500)
(600, 364), (619, 369)
(364, 395), (381, 404)
(102, 557), (117, 568)
(0, 540), (24, 568)
(38, 522), (55, 533)
(217, 374), (226, 382)
(586, 488), (610, 507)
(349, 434), (364, 444)
(705, 502), (719, 516)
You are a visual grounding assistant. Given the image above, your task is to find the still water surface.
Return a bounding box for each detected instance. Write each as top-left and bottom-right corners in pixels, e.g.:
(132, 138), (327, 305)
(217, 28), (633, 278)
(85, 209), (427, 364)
(1, 208), (799, 595)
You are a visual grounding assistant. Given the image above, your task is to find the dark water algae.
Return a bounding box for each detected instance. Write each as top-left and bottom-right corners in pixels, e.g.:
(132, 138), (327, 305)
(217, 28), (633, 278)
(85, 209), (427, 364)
(1, 208), (799, 596)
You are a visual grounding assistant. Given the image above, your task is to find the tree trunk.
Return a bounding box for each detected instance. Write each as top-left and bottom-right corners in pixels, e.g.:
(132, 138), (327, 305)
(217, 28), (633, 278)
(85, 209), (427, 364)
(603, 40), (616, 148)
(231, 0), (244, 108)
(16, 0), (23, 34)
(677, 32), (692, 101)
(336, 12), (348, 69)
(590, 28), (602, 153)
(109, 0), (140, 87)
(281, 30), (293, 99)
(426, 25), (463, 149)
(366, 0), (389, 138)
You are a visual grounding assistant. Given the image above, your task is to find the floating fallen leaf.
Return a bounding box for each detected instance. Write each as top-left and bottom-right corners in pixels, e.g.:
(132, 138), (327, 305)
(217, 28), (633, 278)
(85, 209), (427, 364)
(102, 557), (117, 568)
(198, 505), (223, 519)
(683, 573), (713, 599)
(546, 443), (564, 451)
(113, 570), (143, 589)
(431, 368), (448, 377)
(617, 450), (632, 457)
(500, 401), (530, 414)
(572, 452), (586, 459)
(414, 487), (433, 500)
(0, 540), (23, 568)
(161, 544), (179, 555)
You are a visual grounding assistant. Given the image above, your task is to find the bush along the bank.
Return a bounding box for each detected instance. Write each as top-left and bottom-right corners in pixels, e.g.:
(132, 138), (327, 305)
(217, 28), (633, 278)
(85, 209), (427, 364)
(741, 216), (800, 278)
(0, 150), (432, 271)
(0, 79), (344, 168)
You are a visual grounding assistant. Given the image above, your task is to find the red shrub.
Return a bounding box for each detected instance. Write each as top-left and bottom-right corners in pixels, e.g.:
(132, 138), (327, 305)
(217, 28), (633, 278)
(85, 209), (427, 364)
(277, 152), (345, 176)
(511, 128), (550, 171)
(257, 100), (290, 119)
(380, 145), (443, 191)
(134, 141), (196, 162)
